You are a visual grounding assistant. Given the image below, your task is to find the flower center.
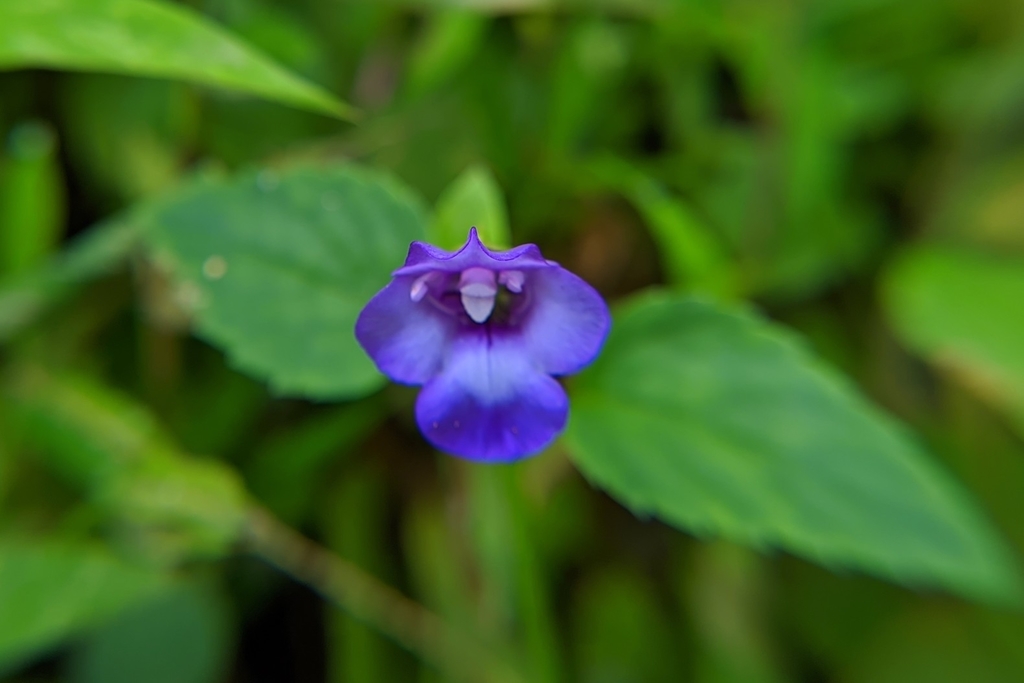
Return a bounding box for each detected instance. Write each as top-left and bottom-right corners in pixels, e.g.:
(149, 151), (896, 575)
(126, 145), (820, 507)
(409, 268), (525, 324)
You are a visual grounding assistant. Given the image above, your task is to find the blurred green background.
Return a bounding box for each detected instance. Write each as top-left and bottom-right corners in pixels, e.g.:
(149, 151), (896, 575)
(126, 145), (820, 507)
(2, 0), (1024, 682)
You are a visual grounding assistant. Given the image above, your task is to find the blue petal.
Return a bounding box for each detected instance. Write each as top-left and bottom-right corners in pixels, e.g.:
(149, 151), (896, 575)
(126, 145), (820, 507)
(355, 276), (456, 384)
(519, 266), (611, 375)
(415, 328), (568, 462)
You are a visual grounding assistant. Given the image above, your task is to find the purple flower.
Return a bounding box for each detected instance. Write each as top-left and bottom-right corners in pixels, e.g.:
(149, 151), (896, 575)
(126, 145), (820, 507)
(356, 228), (610, 462)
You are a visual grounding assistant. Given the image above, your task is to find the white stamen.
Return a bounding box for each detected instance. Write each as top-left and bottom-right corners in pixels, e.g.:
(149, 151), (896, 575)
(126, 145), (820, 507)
(410, 273), (434, 302)
(499, 270), (525, 293)
(459, 267), (498, 323)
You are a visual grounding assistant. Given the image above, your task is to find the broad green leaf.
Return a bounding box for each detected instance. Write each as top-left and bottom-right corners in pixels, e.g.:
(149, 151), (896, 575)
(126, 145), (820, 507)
(882, 246), (1024, 433)
(564, 292), (1021, 604)
(431, 165), (510, 250)
(0, 0), (354, 120)
(68, 582), (233, 683)
(0, 540), (165, 670)
(144, 165), (429, 399)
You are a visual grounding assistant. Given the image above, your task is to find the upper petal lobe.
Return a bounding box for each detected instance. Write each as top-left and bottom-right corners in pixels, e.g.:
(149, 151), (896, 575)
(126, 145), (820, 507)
(519, 266), (610, 375)
(395, 227), (550, 277)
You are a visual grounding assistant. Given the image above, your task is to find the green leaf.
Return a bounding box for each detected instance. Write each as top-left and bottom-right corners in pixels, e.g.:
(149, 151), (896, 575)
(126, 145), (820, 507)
(68, 582), (233, 683)
(0, 540), (165, 670)
(430, 164), (510, 250)
(564, 292), (1021, 604)
(584, 156), (734, 297)
(405, 10), (489, 99)
(5, 367), (248, 561)
(882, 246), (1024, 433)
(0, 0), (354, 120)
(0, 120), (66, 278)
(144, 165), (429, 399)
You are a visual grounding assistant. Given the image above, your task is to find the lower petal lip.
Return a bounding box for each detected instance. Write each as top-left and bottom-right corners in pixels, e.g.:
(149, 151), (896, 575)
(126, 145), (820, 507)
(413, 328), (570, 461)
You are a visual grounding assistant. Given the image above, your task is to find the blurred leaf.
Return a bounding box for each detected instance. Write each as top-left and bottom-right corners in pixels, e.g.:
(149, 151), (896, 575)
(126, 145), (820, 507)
(103, 449), (248, 561)
(842, 603), (1024, 683)
(246, 400), (386, 524)
(402, 496), (477, 651)
(68, 581), (233, 683)
(323, 468), (408, 683)
(0, 216), (139, 343)
(0, 121), (65, 277)
(882, 246), (1024, 433)
(6, 367), (172, 490)
(405, 10), (488, 99)
(6, 367), (248, 561)
(681, 543), (787, 683)
(779, 560), (905, 674)
(929, 153), (1024, 252)
(144, 164), (429, 399)
(229, 4), (327, 78)
(585, 156), (734, 297)
(400, 0), (666, 13)
(564, 292), (1022, 604)
(431, 164), (510, 250)
(171, 361), (267, 457)
(571, 567), (680, 683)
(60, 75), (194, 203)
(467, 464), (562, 683)
(0, 540), (165, 671)
(932, 44), (1024, 139)
(0, 0), (354, 119)
(201, 98), (329, 167)
(547, 19), (630, 158)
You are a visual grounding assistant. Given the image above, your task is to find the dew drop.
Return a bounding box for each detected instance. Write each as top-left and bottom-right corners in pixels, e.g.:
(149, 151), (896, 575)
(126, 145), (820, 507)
(202, 255), (228, 280)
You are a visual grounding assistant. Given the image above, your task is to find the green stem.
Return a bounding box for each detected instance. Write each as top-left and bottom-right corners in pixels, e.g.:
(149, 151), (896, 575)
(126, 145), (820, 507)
(503, 467), (563, 683)
(467, 464), (563, 683)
